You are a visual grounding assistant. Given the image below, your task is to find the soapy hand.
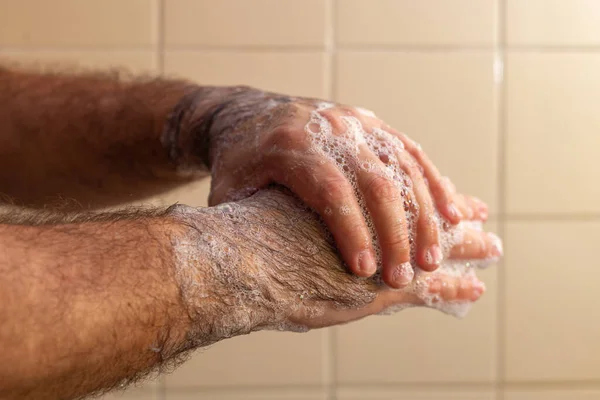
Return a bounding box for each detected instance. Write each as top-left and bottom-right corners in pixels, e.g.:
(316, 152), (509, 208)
(196, 89), (488, 288)
(170, 187), (500, 338)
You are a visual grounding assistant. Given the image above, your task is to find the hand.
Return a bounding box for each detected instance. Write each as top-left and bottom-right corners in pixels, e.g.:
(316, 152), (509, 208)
(169, 187), (501, 339)
(294, 219), (501, 330)
(196, 89), (487, 288)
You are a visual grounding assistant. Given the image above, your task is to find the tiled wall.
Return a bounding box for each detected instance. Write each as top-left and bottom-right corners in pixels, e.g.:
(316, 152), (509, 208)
(1, 1), (599, 399)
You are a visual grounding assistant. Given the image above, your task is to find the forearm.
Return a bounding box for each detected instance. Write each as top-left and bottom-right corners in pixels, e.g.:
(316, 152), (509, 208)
(0, 65), (250, 208)
(0, 188), (376, 399)
(0, 210), (194, 399)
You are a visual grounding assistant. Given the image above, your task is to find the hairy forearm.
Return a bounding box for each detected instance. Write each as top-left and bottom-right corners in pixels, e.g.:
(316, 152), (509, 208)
(0, 188), (376, 400)
(0, 65), (252, 208)
(0, 209), (194, 399)
(1, 187), (489, 399)
(169, 187), (377, 336)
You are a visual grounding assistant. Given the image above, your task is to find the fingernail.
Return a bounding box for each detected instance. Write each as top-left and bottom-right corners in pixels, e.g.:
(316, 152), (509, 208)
(425, 245), (443, 266)
(473, 279), (486, 292)
(358, 250), (377, 275)
(488, 233), (503, 257)
(472, 280), (486, 299)
(472, 289), (484, 300)
(392, 262), (414, 287)
(446, 203), (462, 221)
(479, 207), (489, 220)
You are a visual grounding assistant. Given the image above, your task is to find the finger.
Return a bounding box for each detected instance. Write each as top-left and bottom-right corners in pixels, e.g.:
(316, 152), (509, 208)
(438, 178), (485, 222)
(379, 273), (486, 311)
(449, 190), (489, 222)
(353, 145), (413, 289)
(463, 195), (489, 221)
(267, 152), (378, 278)
(453, 193), (475, 220)
(386, 127), (462, 224)
(427, 275), (486, 302)
(449, 229), (503, 260)
(317, 106), (358, 135)
(392, 148), (442, 272)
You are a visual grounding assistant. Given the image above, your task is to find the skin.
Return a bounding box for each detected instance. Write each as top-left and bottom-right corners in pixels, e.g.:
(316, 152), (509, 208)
(202, 95), (488, 286)
(0, 65), (487, 288)
(0, 187), (498, 400)
(0, 65), (501, 398)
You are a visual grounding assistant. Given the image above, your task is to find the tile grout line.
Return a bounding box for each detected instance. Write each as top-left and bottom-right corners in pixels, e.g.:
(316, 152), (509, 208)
(163, 381), (600, 393)
(4, 45), (600, 53)
(157, 0), (166, 75)
(502, 214), (600, 221)
(496, 0), (507, 399)
(156, 0), (167, 396)
(325, 0), (336, 101)
(323, 328), (336, 400)
(324, 1), (338, 399)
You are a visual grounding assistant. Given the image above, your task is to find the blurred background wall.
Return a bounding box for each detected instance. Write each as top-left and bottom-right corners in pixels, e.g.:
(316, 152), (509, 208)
(1, 1), (599, 399)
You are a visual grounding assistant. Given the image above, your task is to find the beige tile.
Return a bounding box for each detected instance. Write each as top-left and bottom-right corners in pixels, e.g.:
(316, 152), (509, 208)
(158, 179), (212, 208)
(338, 388), (495, 400)
(99, 390), (158, 400)
(166, 390), (326, 400)
(506, 0), (600, 46)
(505, 53), (600, 215)
(336, 0), (497, 46)
(164, 0), (326, 47)
(0, 0), (156, 47)
(164, 51), (327, 98)
(336, 51), (498, 214)
(336, 221), (499, 384)
(504, 221), (600, 381)
(98, 379), (160, 400)
(164, 330), (325, 387)
(0, 51), (157, 74)
(505, 389), (600, 400)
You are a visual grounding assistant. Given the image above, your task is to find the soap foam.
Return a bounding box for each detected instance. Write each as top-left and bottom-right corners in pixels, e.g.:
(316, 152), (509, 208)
(172, 101), (501, 342)
(304, 103), (498, 318)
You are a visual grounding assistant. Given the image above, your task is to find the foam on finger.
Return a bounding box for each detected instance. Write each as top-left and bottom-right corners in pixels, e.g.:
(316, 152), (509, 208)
(304, 103), (502, 318)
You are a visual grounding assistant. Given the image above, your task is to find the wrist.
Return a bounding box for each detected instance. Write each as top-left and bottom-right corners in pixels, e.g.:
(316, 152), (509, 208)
(162, 85), (258, 173)
(164, 85), (294, 174)
(166, 189), (380, 334)
(137, 216), (197, 360)
(163, 203), (280, 346)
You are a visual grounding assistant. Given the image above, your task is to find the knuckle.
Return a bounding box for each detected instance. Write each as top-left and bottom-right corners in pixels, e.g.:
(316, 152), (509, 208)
(364, 175), (400, 205)
(262, 126), (308, 152)
(411, 140), (424, 155)
(419, 213), (439, 237)
(430, 179), (451, 202)
(404, 162), (423, 179)
(440, 176), (456, 193)
(318, 174), (352, 205)
(318, 106), (339, 116)
(338, 105), (358, 116)
(380, 224), (410, 251)
(410, 149), (426, 166)
(479, 238), (490, 258)
(318, 108), (346, 133)
(286, 101), (305, 114)
(339, 219), (369, 243)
